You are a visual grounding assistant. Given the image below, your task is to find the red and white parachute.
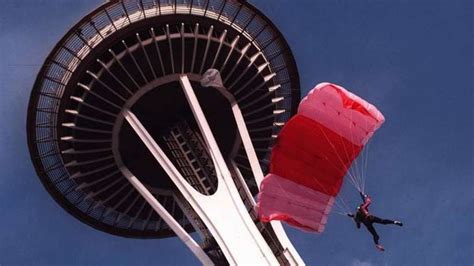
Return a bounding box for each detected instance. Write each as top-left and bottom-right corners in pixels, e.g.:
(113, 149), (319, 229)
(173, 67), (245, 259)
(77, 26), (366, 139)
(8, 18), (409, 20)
(257, 82), (384, 232)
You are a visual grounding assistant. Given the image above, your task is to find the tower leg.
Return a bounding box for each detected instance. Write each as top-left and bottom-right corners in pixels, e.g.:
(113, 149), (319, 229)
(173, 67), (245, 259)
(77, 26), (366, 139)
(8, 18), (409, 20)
(123, 76), (280, 265)
(122, 112), (214, 265)
(201, 69), (304, 265)
(120, 163), (214, 265)
(228, 93), (304, 266)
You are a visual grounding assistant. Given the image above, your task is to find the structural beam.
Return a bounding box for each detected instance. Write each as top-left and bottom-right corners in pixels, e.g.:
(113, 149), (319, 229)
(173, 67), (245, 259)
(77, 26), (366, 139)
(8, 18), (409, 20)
(199, 69), (304, 266)
(122, 76), (280, 265)
(122, 112), (213, 266)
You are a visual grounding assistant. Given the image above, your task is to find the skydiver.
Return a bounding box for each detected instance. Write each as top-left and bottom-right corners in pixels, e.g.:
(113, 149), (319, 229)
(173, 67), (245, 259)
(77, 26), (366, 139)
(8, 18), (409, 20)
(347, 192), (403, 251)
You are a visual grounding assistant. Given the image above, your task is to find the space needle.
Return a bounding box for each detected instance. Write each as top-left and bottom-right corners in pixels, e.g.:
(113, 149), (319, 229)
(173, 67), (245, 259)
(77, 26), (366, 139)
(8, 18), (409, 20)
(27, 0), (303, 264)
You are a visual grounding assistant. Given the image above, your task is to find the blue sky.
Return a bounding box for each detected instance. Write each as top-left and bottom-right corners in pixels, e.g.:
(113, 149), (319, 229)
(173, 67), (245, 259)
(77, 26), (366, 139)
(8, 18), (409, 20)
(0, 0), (472, 265)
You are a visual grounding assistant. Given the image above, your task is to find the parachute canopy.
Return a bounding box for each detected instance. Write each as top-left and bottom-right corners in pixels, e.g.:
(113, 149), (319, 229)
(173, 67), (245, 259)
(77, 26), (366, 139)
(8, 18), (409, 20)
(257, 82), (384, 232)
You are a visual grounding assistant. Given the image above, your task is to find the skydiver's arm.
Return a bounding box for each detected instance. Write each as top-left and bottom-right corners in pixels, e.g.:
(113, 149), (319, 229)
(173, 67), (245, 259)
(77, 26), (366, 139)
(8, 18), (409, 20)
(359, 191), (367, 201)
(347, 213), (361, 229)
(360, 193), (371, 209)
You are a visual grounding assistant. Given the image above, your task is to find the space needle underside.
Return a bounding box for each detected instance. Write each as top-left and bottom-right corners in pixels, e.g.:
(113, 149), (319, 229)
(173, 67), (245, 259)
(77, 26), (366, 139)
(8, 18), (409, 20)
(27, 0), (302, 265)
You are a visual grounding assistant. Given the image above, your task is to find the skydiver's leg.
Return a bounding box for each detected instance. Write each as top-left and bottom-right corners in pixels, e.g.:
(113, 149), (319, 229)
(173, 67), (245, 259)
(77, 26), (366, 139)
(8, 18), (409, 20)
(371, 216), (394, 224)
(364, 223), (380, 245)
(365, 223), (385, 251)
(372, 216), (403, 226)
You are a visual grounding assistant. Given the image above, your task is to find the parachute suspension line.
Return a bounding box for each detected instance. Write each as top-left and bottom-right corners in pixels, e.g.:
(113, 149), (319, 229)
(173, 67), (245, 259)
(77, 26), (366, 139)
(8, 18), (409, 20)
(332, 197), (351, 216)
(358, 115), (372, 194)
(314, 122), (362, 192)
(348, 110), (364, 192)
(358, 117), (368, 194)
(336, 194), (351, 213)
(356, 157), (364, 194)
(333, 113), (360, 190)
(331, 194), (352, 217)
(332, 202), (349, 216)
(319, 108), (362, 192)
(349, 124), (363, 191)
(338, 194), (351, 210)
(263, 136), (354, 215)
(361, 140), (371, 194)
(333, 210), (349, 216)
(320, 105), (364, 193)
(268, 161), (345, 217)
(268, 152), (351, 216)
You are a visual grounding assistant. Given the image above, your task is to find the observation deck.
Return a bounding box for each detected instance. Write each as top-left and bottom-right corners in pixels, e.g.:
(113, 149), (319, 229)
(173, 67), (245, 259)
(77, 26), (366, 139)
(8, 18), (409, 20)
(27, 0), (300, 263)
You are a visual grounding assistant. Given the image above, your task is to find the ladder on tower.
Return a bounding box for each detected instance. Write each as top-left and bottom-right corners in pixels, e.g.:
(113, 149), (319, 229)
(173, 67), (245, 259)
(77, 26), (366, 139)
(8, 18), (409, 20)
(163, 121), (225, 263)
(163, 122), (217, 195)
(163, 120), (289, 265)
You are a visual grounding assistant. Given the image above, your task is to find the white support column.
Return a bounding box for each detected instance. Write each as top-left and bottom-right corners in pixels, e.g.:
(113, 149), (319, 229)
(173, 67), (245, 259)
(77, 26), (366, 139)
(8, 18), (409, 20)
(124, 106), (278, 265)
(178, 75), (279, 265)
(232, 102), (305, 265)
(229, 105), (304, 266)
(229, 99), (266, 185)
(200, 69), (305, 265)
(119, 166), (213, 265)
